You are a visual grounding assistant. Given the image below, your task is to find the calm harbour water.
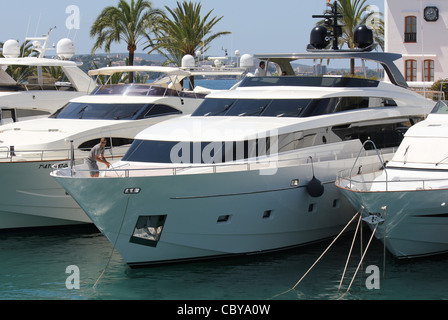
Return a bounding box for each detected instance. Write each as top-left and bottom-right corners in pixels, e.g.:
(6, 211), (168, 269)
(1, 79), (447, 302)
(1, 224), (447, 300)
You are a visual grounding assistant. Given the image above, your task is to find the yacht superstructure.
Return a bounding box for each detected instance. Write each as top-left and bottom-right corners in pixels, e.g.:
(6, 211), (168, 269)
(0, 34), (92, 124)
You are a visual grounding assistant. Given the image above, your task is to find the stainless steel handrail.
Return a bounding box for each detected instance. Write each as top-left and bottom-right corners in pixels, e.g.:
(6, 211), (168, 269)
(347, 140), (389, 191)
(54, 145), (397, 179)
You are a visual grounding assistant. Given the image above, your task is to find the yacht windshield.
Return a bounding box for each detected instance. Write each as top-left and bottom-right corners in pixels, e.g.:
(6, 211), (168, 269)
(431, 100), (448, 114)
(91, 84), (173, 96)
(50, 102), (181, 120)
(90, 83), (206, 99)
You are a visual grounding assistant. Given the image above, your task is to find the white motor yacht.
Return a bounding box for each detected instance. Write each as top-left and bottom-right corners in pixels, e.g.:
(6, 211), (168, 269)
(0, 64), (243, 230)
(336, 100), (448, 259)
(0, 34), (92, 123)
(52, 17), (436, 266)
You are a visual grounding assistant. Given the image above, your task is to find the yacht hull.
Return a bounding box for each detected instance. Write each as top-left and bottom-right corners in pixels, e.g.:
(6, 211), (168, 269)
(54, 153), (388, 266)
(0, 160), (90, 230)
(338, 186), (448, 258)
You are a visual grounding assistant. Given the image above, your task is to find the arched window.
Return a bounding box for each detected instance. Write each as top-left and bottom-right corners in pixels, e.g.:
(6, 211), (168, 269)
(405, 16), (417, 42)
(423, 60), (434, 82)
(405, 60), (417, 82)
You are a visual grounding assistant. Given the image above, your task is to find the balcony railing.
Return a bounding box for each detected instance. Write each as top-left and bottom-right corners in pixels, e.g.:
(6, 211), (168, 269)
(404, 32), (417, 43)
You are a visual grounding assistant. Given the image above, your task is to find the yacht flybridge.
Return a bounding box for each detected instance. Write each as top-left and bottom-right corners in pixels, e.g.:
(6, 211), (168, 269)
(0, 63), (242, 229)
(52, 3), (435, 266)
(0, 33), (92, 123)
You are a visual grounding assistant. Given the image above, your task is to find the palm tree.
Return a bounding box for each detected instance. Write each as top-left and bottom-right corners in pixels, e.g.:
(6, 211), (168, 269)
(145, 1), (231, 66)
(336, 0), (384, 50)
(90, 0), (162, 83)
(318, 0), (384, 74)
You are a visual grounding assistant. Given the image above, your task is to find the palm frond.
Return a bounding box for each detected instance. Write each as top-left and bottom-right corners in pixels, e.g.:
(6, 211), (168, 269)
(144, 1), (231, 66)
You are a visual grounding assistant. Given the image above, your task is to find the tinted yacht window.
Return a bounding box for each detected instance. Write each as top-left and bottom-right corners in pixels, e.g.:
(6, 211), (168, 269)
(225, 99), (271, 116)
(301, 98), (338, 117)
(144, 104), (181, 118)
(239, 76), (379, 88)
(78, 137), (134, 150)
(124, 140), (180, 163)
(431, 100), (448, 114)
(49, 103), (179, 120)
(261, 99), (310, 117)
(123, 140), (270, 164)
(193, 96), (397, 118)
(192, 98), (236, 116)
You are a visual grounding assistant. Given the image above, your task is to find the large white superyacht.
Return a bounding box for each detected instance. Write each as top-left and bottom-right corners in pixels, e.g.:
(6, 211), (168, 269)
(52, 8), (435, 266)
(0, 33), (92, 123)
(0, 62), (241, 230)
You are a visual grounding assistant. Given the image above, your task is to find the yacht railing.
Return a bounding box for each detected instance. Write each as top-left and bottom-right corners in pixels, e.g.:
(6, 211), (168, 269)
(21, 83), (75, 92)
(52, 145), (397, 179)
(353, 140), (388, 189)
(0, 146), (124, 163)
(335, 140), (390, 192)
(337, 170), (448, 192)
(336, 140), (448, 192)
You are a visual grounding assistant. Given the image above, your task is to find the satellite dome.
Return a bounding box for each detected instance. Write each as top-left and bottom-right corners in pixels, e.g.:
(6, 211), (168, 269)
(57, 38), (75, 60)
(181, 54), (195, 68)
(214, 59), (223, 67)
(240, 54), (254, 68)
(3, 39), (20, 58)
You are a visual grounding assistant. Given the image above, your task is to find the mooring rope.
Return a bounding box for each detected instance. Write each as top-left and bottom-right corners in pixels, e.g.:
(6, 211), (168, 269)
(338, 224), (378, 300)
(338, 213), (362, 292)
(268, 210), (360, 300)
(93, 195), (131, 289)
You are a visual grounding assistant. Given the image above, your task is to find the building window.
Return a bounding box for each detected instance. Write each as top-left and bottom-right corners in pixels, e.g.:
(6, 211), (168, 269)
(404, 16), (417, 42)
(405, 60), (417, 81)
(423, 60), (434, 82)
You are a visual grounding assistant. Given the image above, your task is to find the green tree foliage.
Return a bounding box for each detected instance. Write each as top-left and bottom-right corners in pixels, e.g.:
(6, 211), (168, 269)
(145, 1), (231, 66)
(90, 0), (162, 82)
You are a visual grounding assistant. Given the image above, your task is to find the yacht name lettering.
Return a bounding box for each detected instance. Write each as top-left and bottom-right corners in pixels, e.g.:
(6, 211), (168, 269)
(39, 163), (68, 169)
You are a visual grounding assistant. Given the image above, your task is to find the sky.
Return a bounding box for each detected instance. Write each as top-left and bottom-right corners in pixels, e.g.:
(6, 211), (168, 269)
(0, 0), (384, 57)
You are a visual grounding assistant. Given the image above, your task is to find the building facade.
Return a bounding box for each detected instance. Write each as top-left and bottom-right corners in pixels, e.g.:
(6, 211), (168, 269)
(385, 0), (448, 88)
